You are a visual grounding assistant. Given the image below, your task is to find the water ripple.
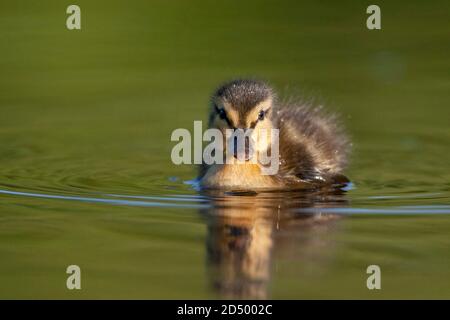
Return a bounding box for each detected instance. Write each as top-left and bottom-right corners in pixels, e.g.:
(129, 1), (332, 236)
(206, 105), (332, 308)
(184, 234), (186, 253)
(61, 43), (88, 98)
(1, 187), (449, 215)
(0, 189), (209, 209)
(297, 206), (450, 215)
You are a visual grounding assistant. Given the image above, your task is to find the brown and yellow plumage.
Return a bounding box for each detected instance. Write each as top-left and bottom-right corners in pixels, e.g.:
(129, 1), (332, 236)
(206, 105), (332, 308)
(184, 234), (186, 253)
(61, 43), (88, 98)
(199, 79), (351, 189)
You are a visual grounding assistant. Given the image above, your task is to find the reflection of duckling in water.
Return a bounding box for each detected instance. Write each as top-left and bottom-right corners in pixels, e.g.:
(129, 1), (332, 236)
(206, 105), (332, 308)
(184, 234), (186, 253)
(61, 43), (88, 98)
(201, 188), (347, 299)
(199, 79), (351, 190)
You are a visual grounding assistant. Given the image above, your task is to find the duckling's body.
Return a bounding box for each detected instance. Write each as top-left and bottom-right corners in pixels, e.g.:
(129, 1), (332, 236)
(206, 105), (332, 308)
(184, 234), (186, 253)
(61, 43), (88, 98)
(201, 162), (280, 189)
(199, 79), (350, 190)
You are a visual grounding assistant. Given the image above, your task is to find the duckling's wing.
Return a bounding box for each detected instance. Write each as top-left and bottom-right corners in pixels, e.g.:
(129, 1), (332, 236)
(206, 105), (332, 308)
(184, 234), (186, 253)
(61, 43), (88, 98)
(274, 103), (350, 184)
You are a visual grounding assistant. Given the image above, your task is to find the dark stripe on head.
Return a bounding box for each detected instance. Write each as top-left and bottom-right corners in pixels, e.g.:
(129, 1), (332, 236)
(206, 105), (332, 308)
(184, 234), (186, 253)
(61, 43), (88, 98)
(214, 104), (235, 129)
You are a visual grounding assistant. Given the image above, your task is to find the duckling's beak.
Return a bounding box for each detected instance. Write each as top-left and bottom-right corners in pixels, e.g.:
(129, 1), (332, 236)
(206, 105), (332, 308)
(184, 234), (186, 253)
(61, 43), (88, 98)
(233, 135), (252, 161)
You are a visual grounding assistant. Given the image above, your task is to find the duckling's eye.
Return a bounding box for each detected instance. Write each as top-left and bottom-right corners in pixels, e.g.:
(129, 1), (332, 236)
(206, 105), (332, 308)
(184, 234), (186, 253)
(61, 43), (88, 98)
(218, 108), (227, 120)
(258, 110), (265, 121)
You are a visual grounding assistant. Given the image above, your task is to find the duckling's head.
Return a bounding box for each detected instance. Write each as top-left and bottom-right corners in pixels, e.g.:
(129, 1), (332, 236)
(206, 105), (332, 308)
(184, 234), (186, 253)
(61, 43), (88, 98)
(209, 79), (276, 162)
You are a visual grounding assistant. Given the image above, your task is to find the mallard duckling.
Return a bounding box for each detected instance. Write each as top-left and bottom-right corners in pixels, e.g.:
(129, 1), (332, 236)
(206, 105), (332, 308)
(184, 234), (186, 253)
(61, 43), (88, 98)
(199, 79), (350, 189)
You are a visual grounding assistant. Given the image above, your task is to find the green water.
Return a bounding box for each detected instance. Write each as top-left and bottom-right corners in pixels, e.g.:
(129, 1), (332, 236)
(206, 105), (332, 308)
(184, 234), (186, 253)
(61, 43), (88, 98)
(1, 0), (449, 299)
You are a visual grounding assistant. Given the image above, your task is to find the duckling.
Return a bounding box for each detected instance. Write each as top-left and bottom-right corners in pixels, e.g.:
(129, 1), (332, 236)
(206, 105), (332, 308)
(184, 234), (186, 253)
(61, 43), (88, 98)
(199, 79), (350, 190)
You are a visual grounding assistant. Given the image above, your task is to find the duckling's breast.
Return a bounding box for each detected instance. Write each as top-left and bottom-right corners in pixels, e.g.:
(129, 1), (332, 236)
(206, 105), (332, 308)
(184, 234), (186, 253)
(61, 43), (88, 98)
(200, 163), (280, 189)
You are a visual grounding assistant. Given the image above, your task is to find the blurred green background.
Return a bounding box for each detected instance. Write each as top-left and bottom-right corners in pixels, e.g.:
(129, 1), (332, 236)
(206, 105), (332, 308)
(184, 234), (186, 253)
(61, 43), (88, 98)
(0, 0), (449, 298)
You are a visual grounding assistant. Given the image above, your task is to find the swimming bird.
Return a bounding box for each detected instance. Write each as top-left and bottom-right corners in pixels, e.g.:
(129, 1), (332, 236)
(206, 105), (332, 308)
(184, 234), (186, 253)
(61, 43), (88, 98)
(199, 79), (350, 190)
